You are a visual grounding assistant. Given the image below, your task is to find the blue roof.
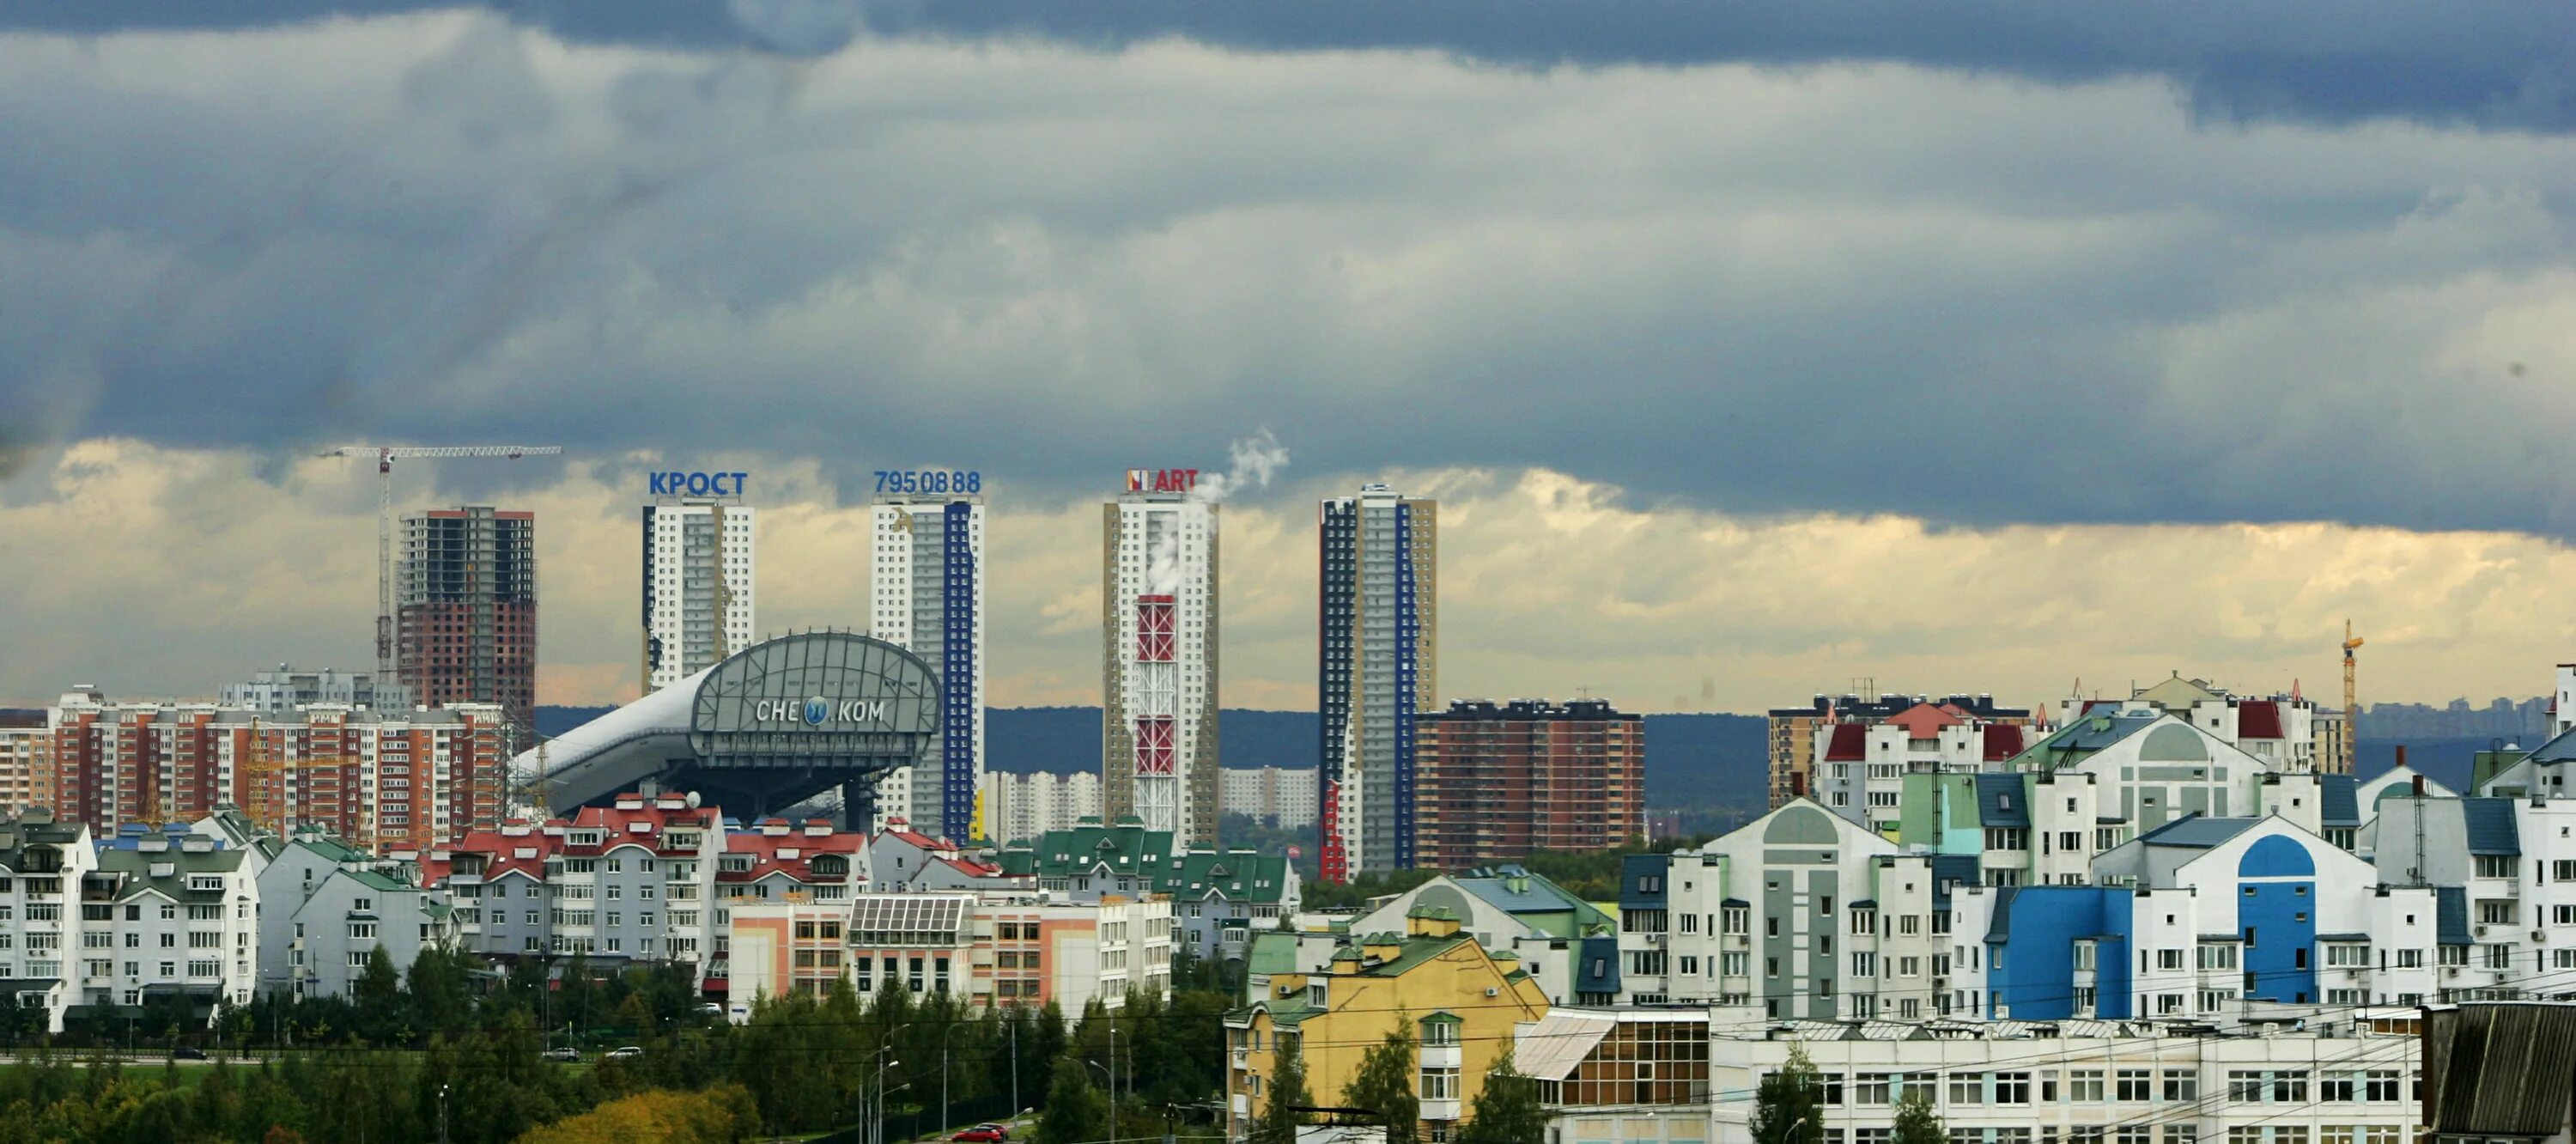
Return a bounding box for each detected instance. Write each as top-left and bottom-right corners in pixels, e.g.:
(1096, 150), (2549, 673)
(2133, 813), (2259, 849)
(2437, 885), (2471, 946)
(1929, 855), (1980, 906)
(1976, 774), (2031, 828)
(1576, 934), (1621, 995)
(1985, 886), (2022, 940)
(2318, 776), (2360, 828)
(2464, 799), (2521, 856)
(1619, 854), (1669, 909)
(2528, 725), (2576, 764)
(1453, 867), (1619, 933)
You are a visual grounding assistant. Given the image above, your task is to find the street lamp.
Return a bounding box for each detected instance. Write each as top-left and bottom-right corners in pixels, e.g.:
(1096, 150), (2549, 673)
(1085, 1059), (1117, 1144)
(873, 1047), (900, 1144)
(438, 1083), (451, 1144)
(941, 1022), (964, 1140)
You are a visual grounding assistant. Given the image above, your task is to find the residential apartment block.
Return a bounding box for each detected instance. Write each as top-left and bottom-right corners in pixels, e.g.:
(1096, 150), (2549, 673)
(1770, 693), (2034, 809)
(0, 810), (260, 1034)
(870, 492), (983, 840)
(396, 506), (537, 746)
(980, 769), (1103, 845)
(1415, 698), (1645, 870)
(728, 888), (1174, 1014)
(1218, 766), (1318, 830)
(1317, 483), (1436, 879)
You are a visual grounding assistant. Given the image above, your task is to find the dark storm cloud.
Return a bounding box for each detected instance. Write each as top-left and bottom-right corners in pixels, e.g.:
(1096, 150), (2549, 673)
(0, 12), (2571, 539)
(4, 0), (2571, 131)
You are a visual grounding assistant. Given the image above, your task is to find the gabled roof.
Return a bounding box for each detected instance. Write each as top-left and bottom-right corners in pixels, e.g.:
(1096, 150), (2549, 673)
(2527, 724), (2576, 764)
(1982, 724), (2026, 762)
(2237, 701), (2285, 739)
(1824, 723), (1869, 762)
(1032, 822), (1177, 880)
(1974, 774), (2030, 828)
(1929, 856), (1981, 907)
(723, 826), (866, 884)
(1883, 703), (1965, 739)
(94, 845), (246, 902)
(1163, 850), (1294, 904)
(2134, 673), (2225, 709)
(1452, 866), (1616, 934)
(2008, 713), (2163, 770)
(2464, 799), (2521, 856)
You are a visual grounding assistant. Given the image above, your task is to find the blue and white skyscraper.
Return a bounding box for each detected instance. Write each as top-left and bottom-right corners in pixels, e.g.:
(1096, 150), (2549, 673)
(870, 492), (985, 840)
(1318, 483), (1436, 880)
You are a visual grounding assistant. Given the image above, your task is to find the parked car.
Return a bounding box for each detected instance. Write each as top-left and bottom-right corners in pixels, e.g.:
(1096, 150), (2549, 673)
(542, 1047), (583, 1062)
(605, 1046), (644, 1061)
(950, 1127), (1008, 1143)
(171, 1047), (209, 1062)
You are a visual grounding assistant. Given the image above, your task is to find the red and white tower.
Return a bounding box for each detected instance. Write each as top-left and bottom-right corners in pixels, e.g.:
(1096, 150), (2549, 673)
(1103, 469), (1219, 849)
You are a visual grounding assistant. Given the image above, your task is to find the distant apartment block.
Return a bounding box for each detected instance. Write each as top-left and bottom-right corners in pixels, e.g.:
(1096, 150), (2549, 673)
(870, 492), (982, 840)
(2063, 672), (2340, 773)
(1767, 691), (2032, 808)
(0, 713), (43, 814)
(981, 770), (1103, 845)
(1219, 766), (1319, 830)
(1415, 699), (1644, 870)
(217, 664), (410, 715)
(41, 688), (507, 852)
(642, 496), (756, 692)
(397, 506), (537, 747)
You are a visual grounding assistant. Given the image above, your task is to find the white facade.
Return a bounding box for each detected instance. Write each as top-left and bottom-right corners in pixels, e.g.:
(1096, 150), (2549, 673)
(1219, 766), (1319, 830)
(1103, 482), (1219, 849)
(218, 665), (410, 715)
(871, 495), (986, 842)
(981, 770), (1104, 844)
(643, 500), (756, 692)
(1692, 1019), (2425, 1144)
(0, 812), (261, 1032)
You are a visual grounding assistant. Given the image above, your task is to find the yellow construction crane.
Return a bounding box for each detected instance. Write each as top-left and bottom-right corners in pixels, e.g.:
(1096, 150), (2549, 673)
(2342, 619), (2365, 775)
(316, 444), (564, 684)
(239, 718), (363, 846)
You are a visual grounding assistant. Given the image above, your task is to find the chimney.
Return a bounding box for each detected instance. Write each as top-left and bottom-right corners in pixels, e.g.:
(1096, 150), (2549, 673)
(2397, 745), (2409, 770)
(2412, 775), (2425, 797)
(1790, 773), (1807, 798)
(1363, 930), (1406, 962)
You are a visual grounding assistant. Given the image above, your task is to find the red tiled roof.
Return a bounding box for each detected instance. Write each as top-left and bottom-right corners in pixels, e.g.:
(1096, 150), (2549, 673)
(1824, 722), (1869, 762)
(1982, 724), (2026, 762)
(2239, 700), (2284, 739)
(445, 827), (562, 881)
(1883, 703), (1965, 739)
(719, 827), (866, 885)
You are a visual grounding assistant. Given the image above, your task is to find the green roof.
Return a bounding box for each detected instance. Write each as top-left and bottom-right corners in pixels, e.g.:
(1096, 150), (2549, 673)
(94, 846), (246, 902)
(343, 868), (417, 893)
(1031, 823), (1178, 880)
(290, 834), (373, 864)
(1163, 850), (1294, 904)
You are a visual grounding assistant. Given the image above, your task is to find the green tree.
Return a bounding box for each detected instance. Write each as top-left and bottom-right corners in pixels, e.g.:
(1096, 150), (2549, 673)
(1345, 1020), (1420, 1144)
(1456, 1049), (1546, 1144)
(1034, 1053), (1109, 1144)
(407, 945), (472, 1036)
(1751, 1044), (1825, 1144)
(354, 946), (403, 1044)
(1252, 1030), (1311, 1144)
(1893, 1087), (1945, 1144)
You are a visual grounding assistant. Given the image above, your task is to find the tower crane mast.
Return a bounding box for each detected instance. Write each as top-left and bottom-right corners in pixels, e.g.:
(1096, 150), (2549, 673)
(2342, 619), (2365, 775)
(318, 445), (563, 683)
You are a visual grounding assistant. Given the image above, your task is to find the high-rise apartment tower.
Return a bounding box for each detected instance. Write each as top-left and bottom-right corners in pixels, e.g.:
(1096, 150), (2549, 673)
(1318, 483), (1436, 880)
(871, 491), (984, 841)
(643, 492), (756, 691)
(397, 506), (536, 748)
(1103, 468), (1218, 850)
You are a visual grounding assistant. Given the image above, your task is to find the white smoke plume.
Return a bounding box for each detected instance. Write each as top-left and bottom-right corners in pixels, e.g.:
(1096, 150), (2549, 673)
(1147, 526), (1182, 595)
(1192, 428), (1290, 504)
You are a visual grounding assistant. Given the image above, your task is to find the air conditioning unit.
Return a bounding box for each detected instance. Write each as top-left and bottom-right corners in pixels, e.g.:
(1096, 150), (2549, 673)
(2476, 924), (2491, 937)
(2537, 930), (2549, 944)
(1484, 987), (1500, 998)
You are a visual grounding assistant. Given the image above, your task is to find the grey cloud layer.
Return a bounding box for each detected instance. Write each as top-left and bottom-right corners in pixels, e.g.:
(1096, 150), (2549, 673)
(2, 15), (2572, 533)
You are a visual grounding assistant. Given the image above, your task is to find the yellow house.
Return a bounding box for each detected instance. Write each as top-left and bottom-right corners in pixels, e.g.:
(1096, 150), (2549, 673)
(1226, 904), (1551, 1141)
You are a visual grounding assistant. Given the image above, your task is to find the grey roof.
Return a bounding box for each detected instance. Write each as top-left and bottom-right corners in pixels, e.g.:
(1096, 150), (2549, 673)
(1453, 867), (1617, 931)
(1975, 774), (2030, 828)
(2526, 726), (2576, 764)
(1575, 934), (1621, 995)
(2438, 886), (2471, 946)
(2018, 713), (2161, 767)
(2133, 814), (2259, 849)
(2318, 776), (2361, 828)
(2464, 799), (2521, 856)
(2426, 1003), (2576, 1137)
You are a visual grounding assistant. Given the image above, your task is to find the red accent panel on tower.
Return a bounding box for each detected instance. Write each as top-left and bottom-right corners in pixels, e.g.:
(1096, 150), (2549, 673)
(2238, 700), (2284, 739)
(1135, 596), (1175, 662)
(1134, 717), (1175, 776)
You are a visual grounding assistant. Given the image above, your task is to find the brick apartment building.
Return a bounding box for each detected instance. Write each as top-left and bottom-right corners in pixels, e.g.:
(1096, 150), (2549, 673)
(398, 506), (538, 749)
(1414, 698), (1645, 869)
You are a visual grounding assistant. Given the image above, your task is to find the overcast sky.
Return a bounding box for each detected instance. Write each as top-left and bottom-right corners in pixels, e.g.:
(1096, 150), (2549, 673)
(2, 3), (2570, 712)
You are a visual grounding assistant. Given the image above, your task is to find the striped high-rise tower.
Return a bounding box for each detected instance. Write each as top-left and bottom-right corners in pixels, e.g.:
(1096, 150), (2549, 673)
(870, 492), (985, 841)
(1103, 468), (1219, 850)
(1318, 483), (1436, 880)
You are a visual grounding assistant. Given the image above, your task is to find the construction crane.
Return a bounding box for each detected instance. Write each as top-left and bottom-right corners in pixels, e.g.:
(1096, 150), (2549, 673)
(316, 444), (564, 683)
(2342, 619), (2365, 775)
(237, 718), (363, 846)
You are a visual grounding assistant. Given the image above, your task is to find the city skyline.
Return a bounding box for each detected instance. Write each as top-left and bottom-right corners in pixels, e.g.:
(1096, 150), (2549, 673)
(1, 5), (2570, 722)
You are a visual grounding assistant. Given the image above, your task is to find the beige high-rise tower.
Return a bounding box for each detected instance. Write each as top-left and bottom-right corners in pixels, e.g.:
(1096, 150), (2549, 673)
(1102, 468), (1220, 850)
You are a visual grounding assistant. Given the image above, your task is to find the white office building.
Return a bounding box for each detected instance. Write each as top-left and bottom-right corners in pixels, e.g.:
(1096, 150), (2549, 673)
(871, 492), (985, 841)
(642, 496), (756, 692)
(1103, 471), (1219, 850)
